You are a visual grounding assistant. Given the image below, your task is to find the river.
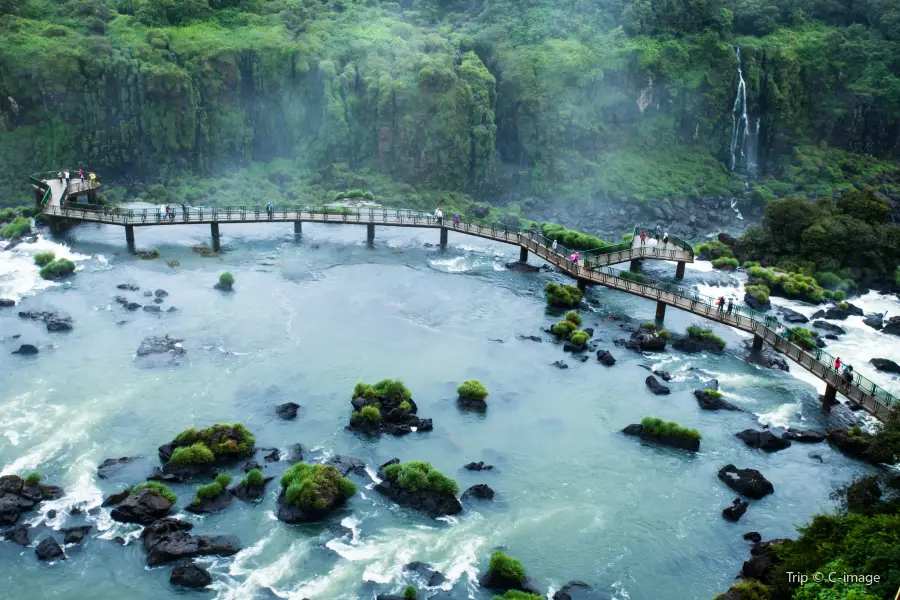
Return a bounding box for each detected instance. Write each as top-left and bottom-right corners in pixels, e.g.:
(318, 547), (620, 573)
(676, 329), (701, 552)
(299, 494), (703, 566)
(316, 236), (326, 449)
(1, 218), (896, 599)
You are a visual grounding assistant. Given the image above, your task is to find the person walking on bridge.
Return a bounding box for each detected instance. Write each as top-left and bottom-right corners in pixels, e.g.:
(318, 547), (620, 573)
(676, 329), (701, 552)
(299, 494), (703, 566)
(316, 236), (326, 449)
(453, 213), (460, 227)
(57, 170), (63, 183)
(639, 230), (647, 246)
(434, 206), (443, 225)
(727, 298), (734, 315)
(833, 357), (842, 371)
(64, 168), (70, 187)
(266, 201), (274, 218)
(78, 168), (84, 180)
(655, 224), (662, 241)
(551, 239), (558, 253)
(662, 231), (669, 245)
(181, 203), (188, 220)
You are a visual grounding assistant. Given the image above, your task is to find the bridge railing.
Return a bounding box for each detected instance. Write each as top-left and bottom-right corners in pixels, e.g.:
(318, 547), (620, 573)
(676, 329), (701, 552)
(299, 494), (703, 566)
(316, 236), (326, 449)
(571, 258), (896, 415)
(29, 170), (58, 187)
(630, 224), (694, 255)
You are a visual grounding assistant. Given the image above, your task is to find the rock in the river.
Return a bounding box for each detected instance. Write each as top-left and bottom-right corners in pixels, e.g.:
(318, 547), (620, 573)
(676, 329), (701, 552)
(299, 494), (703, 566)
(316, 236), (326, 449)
(479, 559), (541, 595)
(505, 261), (541, 272)
(723, 498), (749, 522)
(374, 459), (462, 518)
(596, 349), (616, 366)
(553, 580), (612, 600)
(870, 358), (900, 374)
(824, 402), (862, 430)
(744, 289), (771, 310)
(653, 369), (672, 381)
(102, 489), (131, 506)
(645, 375), (670, 395)
(230, 476), (274, 502)
(124, 302), (141, 311)
(110, 488), (173, 525)
(626, 324), (667, 352)
(262, 448), (280, 462)
(142, 517), (241, 566)
(326, 455), (367, 477)
(347, 384), (433, 437)
(185, 491), (232, 514)
(693, 389), (742, 411)
(35, 536), (65, 561)
(742, 339), (789, 371)
(18, 310), (73, 332)
(826, 428), (884, 465)
(142, 304), (162, 313)
(97, 456), (137, 479)
(3, 524), (31, 546)
(622, 423), (700, 452)
(117, 284), (140, 291)
(404, 561), (448, 587)
(735, 430), (792, 452)
(782, 429), (826, 443)
(863, 313), (884, 330)
(11, 344), (38, 355)
(0, 298), (16, 307)
(0, 474), (63, 526)
(275, 402), (301, 420)
(242, 460), (262, 473)
(461, 484), (495, 501)
(812, 320), (846, 335)
(170, 559), (212, 588)
(741, 539), (789, 585)
(743, 532), (762, 543)
(62, 525), (92, 545)
(881, 316), (900, 336)
(464, 461), (494, 471)
(136, 335), (185, 357)
(552, 360), (569, 369)
(777, 306), (809, 324)
(673, 334), (725, 354)
(718, 465), (774, 499)
(517, 334), (543, 343)
(155, 289), (169, 298)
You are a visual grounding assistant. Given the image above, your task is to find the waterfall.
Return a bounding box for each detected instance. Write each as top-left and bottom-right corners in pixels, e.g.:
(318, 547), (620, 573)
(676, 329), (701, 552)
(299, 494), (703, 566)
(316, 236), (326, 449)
(728, 47), (757, 177)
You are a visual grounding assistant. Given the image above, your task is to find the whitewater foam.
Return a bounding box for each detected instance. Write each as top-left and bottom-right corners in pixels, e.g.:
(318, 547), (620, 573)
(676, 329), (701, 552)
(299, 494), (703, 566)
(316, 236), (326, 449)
(0, 231), (91, 301)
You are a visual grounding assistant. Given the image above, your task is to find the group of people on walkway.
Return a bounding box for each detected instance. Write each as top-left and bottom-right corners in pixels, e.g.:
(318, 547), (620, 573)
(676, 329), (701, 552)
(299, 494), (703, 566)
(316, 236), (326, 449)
(638, 225), (669, 246)
(434, 207), (461, 227)
(56, 168), (97, 188)
(832, 356), (855, 383)
(715, 296), (735, 315)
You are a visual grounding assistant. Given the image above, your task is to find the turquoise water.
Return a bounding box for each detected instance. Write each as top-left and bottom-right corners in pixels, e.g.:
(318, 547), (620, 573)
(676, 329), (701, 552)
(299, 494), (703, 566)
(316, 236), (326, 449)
(0, 220), (879, 599)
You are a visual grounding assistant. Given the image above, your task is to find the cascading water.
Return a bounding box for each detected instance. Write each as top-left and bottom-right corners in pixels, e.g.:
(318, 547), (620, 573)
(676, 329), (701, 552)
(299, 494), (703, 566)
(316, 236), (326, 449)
(728, 46), (757, 177)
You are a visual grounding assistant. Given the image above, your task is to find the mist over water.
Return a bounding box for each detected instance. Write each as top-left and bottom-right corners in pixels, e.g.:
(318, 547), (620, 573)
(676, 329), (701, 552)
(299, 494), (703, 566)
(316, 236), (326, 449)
(0, 222), (891, 599)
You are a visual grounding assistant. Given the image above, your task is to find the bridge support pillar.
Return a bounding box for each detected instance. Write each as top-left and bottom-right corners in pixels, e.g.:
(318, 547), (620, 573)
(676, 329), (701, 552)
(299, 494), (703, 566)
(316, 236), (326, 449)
(577, 280), (587, 292)
(822, 383), (837, 406)
(655, 301), (666, 322)
(519, 246), (528, 263)
(293, 221), (302, 234)
(751, 335), (764, 355)
(211, 223), (221, 252)
(367, 223), (375, 247)
(675, 261), (686, 280)
(629, 258), (642, 272)
(125, 225), (135, 251)
(440, 227), (448, 249)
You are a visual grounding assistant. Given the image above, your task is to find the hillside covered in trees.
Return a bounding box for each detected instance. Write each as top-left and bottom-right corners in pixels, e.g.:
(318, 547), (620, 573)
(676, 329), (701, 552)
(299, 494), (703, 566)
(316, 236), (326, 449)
(1, 0), (899, 210)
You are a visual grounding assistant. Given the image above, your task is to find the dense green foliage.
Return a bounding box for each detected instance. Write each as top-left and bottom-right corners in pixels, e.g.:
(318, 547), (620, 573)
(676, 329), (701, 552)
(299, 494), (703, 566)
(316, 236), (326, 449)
(33, 250), (55, 266)
(352, 379), (412, 402)
(169, 423), (255, 465)
(569, 330), (590, 346)
(193, 472), (233, 500)
(132, 480), (177, 504)
(744, 284), (770, 305)
(564, 310), (582, 326)
(403, 585), (417, 600)
(640, 417), (701, 441)
(280, 463), (356, 512)
(350, 404), (382, 427)
(383, 460), (458, 495)
(685, 325), (727, 350)
(540, 223), (609, 251)
(170, 442), (216, 466)
(713, 580), (769, 600)
(38, 258), (75, 280)
(333, 189), (374, 202)
(487, 551), (526, 585)
(545, 282), (582, 308)
(696, 241), (734, 261)
(737, 191), (900, 287)
(551, 320), (577, 338)
(457, 379), (488, 402)
(218, 272), (235, 288)
(1, 216), (31, 239)
(492, 593), (543, 600)
(24, 472), (41, 485)
(3, 0), (898, 210)
(711, 256), (739, 270)
(243, 468), (265, 487)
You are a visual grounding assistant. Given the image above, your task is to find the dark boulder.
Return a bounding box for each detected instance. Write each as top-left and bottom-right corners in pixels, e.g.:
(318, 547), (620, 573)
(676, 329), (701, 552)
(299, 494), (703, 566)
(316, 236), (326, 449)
(142, 518), (240, 566)
(812, 320), (846, 335)
(35, 536), (65, 561)
(479, 566), (541, 596)
(110, 488), (173, 524)
(505, 261), (540, 273)
(147, 466), (185, 484)
(622, 423), (699, 452)
(102, 489), (131, 506)
(0, 298), (16, 307)
(722, 498), (749, 522)
(184, 491), (232, 514)
(243, 460), (262, 473)
(155, 289), (169, 298)
(718, 465), (774, 499)
(142, 305), (162, 313)
(517, 334), (543, 343)
(11, 344), (38, 355)
(782, 429), (826, 443)
(743, 290), (771, 311)
(170, 559), (212, 588)
(694, 389), (742, 411)
(673, 335), (724, 354)
(18, 310), (73, 332)
(552, 360), (569, 369)
(629, 332), (667, 352)
(404, 561), (448, 587)
(735, 430), (792, 452)
(327, 455), (367, 477)
(62, 525), (92, 545)
(825, 402), (862, 430)
(117, 284), (139, 291)
(275, 402), (301, 420)
(553, 580), (612, 600)
(881, 316), (900, 336)
(0, 475), (61, 525)
(820, 303), (864, 320)
(125, 302), (141, 311)
(827, 428), (881, 464)
(97, 456), (137, 479)
(596, 350), (616, 366)
(263, 448), (280, 462)
(863, 313), (884, 330)
(743, 532), (762, 543)
(461, 484), (495, 501)
(374, 461), (462, 519)
(777, 306), (809, 324)
(653, 369), (672, 381)
(3, 524), (31, 546)
(136, 336), (185, 357)
(563, 339), (588, 353)
(870, 358), (900, 374)
(464, 462), (493, 471)
(741, 539), (789, 585)
(743, 339), (789, 371)
(161, 460), (210, 479)
(645, 375), (670, 395)
(0, 494), (22, 527)
(230, 476), (274, 502)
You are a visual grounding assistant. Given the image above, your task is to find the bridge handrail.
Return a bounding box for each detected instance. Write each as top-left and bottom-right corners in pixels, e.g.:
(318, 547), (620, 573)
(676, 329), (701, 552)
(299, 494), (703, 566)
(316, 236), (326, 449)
(579, 257), (896, 411)
(41, 187), (52, 205)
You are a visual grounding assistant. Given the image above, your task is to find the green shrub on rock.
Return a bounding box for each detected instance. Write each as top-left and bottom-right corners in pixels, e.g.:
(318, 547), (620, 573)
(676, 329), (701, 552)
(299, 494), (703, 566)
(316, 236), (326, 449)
(132, 481), (177, 504)
(280, 463), (356, 513)
(487, 551), (526, 585)
(351, 404), (382, 426)
(540, 222), (608, 251)
(168, 424), (255, 466)
(696, 240), (733, 260)
(195, 481), (226, 501)
(492, 592), (543, 600)
(457, 379), (488, 402)
(170, 442), (216, 466)
(569, 330), (589, 346)
(744, 284), (770, 306)
(33, 251), (55, 266)
(39, 258), (75, 280)
(712, 257), (739, 270)
(564, 310), (582, 326)
(551, 320), (577, 338)
(353, 379), (411, 402)
(244, 468), (265, 487)
(685, 325), (726, 350)
(640, 417), (701, 441)
(383, 461), (458, 495)
(218, 272), (235, 289)
(24, 472), (41, 485)
(215, 473), (233, 488)
(403, 585), (417, 600)
(545, 282), (582, 307)
(1, 216), (31, 239)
